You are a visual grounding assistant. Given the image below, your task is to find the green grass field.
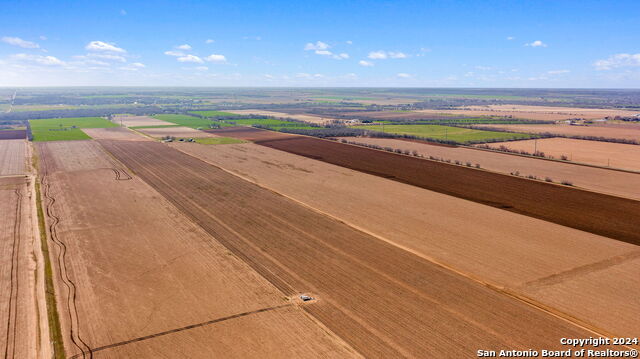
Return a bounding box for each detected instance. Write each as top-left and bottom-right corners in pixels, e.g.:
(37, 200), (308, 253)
(188, 111), (239, 117)
(29, 117), (117, 141)
(353, 124), (533, 143)
(194, 137), (246, 145)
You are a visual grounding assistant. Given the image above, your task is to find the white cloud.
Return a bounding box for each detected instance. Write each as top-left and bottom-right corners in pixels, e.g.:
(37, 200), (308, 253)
(594, 53), (640, 70)
(507, 36), (515, 40)
(39, 35), (47, 41)
(396, 73), (411, 78)
(368, 51), (387, 59)
(389, 52), (407, 59)
(525, 40), (547, 48)
(547, 69), (570, 74)
(177, 54), (204, 63)
(304, 41), (330, 51)
(12, 53), (64, 65)
(205, 39), (215, 44)
(86, 41), (126, 53)
(2, 36), (39, 49)
(195, 66), (209, 71)
(368, 50), (407, 60)
(475, 66), (493, 70)
(346, 40), (353, 45)
(359, 60), (374, 67)
(164, 50), (184, 57)
(305, 42), (348, 60)
(264, 74), (275, 79)
(176, 44), (192, 50)
(205, 54), (227, 63)
(88, 53), (127, 62)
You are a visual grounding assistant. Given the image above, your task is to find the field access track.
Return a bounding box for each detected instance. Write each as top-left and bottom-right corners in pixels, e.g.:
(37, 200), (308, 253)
(100, 139), (612, 358)
(211, 128), (640, 245)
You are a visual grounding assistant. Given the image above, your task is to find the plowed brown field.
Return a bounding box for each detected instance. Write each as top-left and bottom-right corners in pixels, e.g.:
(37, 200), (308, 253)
(483, 138), (640, 172)
(416, 105), (639, 121)
(212, 128), (640, 245)
(112, 115), (172, 128)
(36, 141), (355, 358)
(227, 110), (338, 125)
(0, 176), (47, 358)
(81, 127), (149, 141)
(138, 126), (217, 138)
(0, 130), (26, 140)
(100, 139), (619, 357)
(335, 137), (640, 200)
(476, 123), (640, 141)
(173, 141), (640, 337)
(0, 140), (26, 176)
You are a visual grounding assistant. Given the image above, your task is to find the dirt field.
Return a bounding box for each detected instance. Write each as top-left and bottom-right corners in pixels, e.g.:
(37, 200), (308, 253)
(173, 141), (640, 337)
(214, 128), (640, 245)
(227, 109), (339, 125)
(82, 127), (149, 141)
(100, 139), (622, 356)
(112, 115), (173, 128)
(334, 137), (640, 200)
(36, 140), (355, 358)
(339, 110), (465, 121)
(137, 126), (217, 138)
(0, 139), (27, 176)
(0, 130), (27, 140)
(483, 138), (640, 172)
(416, 105), (640, 121)
(476, 123), (640, 142)
(0, 176), (49, 358)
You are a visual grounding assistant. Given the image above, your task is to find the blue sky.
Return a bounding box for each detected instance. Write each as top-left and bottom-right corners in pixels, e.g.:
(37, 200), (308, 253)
(1, 0), (639, 87)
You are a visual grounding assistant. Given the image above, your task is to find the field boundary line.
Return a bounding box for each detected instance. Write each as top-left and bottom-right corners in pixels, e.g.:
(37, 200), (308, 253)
(177, 144), (628, 345)
(463, 142), (640, 175)
(67, 304), (293, 358)
(341, 138), (640, 201)
(31, 149), (66, 359)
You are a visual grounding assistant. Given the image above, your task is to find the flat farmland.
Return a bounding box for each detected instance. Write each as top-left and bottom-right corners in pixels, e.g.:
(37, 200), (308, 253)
(137, 126), (218, 138)
(0, 140), (26, 176)
(335, 137), (640, 200)
(36, 140), (355, 358)
(0, 130), (27, 140)
(81, 127), (149, 141)
(112, 115), (173, 128)
(173, 141), (640, 337)
(227, 109), (337, 125)
(483, 138), (640, 171)
(0, 176), (49, 358)
(29, 117), (117, 142)
(476, 123), (640, 142)
(216, 128), (640, 245)
(338, 110), (460, 120)
(416, 105), (639, 121)
(352, 124), (532, 142)
(101, 140), (619, 356)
